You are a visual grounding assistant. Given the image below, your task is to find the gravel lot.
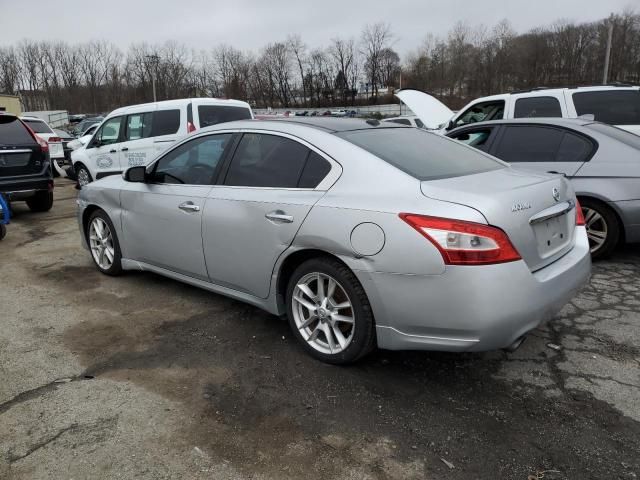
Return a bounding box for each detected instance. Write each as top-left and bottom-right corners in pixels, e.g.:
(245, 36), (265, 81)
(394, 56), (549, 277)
(1, 180), (639, 480)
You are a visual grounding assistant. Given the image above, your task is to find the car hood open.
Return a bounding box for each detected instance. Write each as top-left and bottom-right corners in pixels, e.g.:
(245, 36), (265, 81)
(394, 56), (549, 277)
(394, 89), (454, 130)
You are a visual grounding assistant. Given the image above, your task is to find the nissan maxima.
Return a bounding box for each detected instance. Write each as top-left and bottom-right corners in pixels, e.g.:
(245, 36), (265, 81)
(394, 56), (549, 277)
(77, 118), (591, 364)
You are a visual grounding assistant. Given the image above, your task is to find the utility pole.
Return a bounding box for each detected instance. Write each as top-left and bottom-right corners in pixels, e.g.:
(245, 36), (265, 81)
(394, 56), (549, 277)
(146, 54), (160, 101)
(602, 15), (614, 85)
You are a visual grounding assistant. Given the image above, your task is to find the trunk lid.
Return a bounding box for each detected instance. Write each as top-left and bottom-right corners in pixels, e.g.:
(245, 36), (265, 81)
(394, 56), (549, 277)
(421, 168), (577, 271)
(395, 89), (454, 130)
(0, 116), (47, 178)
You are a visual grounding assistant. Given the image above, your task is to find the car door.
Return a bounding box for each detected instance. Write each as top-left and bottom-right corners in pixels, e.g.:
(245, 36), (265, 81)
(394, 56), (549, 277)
(84, 116), (125, 178)
(489, 124), (593, 177)
(119, 133), (236, 280)
(121, 106), (157, 168)
(447, 125), (500, 153)
(202, 132), (335, 298)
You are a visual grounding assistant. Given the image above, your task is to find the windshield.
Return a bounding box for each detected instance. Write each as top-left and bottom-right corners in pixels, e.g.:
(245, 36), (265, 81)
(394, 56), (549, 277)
(337, 127), (504, 181)
(573, 90), (640, 125)
(23, 119), (53, 134)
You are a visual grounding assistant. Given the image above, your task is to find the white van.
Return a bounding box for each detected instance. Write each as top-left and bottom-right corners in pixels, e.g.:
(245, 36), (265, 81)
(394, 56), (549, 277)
(395, 85), (640, 136)
(72, 98), (253, 186)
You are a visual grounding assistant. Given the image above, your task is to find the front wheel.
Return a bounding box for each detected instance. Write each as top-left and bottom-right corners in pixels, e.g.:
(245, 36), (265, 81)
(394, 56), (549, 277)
(580, 198), (620, 259)
(286, 257), (375, 364)
(87, 210), (122, 276)
(76, 164), (93, 188)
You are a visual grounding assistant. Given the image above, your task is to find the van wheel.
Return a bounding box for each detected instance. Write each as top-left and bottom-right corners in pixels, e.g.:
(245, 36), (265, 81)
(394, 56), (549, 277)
(76, 165), (92, 187)
(26, 191), (53, 212)
(580, 198), (620, 259)
(286, 257), (375, 364)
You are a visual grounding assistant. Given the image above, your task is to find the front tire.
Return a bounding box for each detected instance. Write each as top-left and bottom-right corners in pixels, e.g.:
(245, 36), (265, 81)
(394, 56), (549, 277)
(26, 191), (53, 212)
(286, 257), (375, 364)
(580, 198), (620, 259)
(87, 210), (122, 276)
(76, 164), (93, 188)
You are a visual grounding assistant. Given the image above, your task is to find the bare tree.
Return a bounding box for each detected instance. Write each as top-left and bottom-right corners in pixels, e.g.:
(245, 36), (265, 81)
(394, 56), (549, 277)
(360, 22), (393, 101)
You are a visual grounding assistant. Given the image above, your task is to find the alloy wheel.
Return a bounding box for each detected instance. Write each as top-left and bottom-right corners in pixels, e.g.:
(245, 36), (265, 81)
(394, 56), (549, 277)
(292, 272), (355, 355)
(89, 217), (115, 270)
(78, 168), (90, 187)
(583, 206), (608, 254)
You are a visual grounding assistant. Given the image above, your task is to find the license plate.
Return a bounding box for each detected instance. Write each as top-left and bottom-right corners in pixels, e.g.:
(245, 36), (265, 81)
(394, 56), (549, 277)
(534, 214), (570, 254)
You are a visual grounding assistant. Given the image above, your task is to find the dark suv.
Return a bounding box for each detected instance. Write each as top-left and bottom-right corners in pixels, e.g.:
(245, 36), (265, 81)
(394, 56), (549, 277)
(0, 114), (54, 212)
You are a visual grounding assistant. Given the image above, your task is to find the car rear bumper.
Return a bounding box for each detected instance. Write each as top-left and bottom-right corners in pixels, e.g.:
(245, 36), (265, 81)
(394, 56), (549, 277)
(0, 167), (53, 198)
(359, 227), (591, 352)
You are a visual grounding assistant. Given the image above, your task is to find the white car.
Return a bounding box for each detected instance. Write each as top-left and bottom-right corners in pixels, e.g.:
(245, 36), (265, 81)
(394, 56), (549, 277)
(71, 98), (253, 186)
(67, 124), (99, 151)
(20, 116), (65, 165)
(383, 115), (425, 128)
(396, 85), (640, 135)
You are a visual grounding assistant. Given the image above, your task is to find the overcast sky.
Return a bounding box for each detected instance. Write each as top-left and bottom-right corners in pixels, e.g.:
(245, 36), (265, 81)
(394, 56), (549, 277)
(0, 0), (634, 54)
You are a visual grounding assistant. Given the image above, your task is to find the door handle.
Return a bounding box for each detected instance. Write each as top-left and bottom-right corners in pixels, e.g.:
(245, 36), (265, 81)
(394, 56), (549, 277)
(121, 147), (129, 152)
(109, 149), (117, 153)
(265, 210), (294, 223)
(546, 170), (566, 177)
(178, 201), (201, 213)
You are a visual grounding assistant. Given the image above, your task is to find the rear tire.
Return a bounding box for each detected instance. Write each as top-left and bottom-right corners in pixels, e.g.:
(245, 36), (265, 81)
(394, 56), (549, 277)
(580, 198), (620, 259)
(26, 191), (53, 212)
(0, 224), (6, 241)
(286, 257), (375, 365)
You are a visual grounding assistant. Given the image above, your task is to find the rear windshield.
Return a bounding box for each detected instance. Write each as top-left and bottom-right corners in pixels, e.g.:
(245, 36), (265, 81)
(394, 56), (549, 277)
(337, 128), (504, 181)
(573, 90), (640, 125)
(587, 122), (640, 150)
(198, 105), (252, 128)
(0, 116), (36, 144)
(23, 119), (53, 134)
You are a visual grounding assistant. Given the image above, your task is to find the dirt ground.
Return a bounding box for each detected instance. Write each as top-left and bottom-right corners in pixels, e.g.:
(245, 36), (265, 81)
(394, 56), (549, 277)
(0, 180), (638, 480)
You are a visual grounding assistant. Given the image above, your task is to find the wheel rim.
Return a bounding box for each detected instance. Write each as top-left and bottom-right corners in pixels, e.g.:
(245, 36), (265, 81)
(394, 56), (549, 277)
(89, 217), (115, 270)
(78, 168), (90, 186)
(292, 272), (355, 355)
(583, 206), (608, 254)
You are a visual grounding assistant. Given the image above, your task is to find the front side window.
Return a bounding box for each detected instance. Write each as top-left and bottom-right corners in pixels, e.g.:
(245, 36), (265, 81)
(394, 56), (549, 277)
(126, 112), (153, 141)
(94, 117), (122, 146)
(338, 128), (503, 181)
(494, 126), (564, 163)
(454, 101), (505, 128)
(573, 90), (640, 125)
(151, 109), (180, 136)
(224, 133), (310, 188)
(452, 128), (494, 152)
(514, 97), (562, 118)
(198, 105), (252, 128)
(152, 133), (233, 185)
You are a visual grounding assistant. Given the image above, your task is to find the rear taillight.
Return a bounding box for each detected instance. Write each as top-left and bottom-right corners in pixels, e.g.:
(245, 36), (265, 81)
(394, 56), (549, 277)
(575, 199), (585, 226)
(48, 137), (62, 143)
(187, 121), (196, 133)
(21, 120), (49, 153)
(399, 213), (522, 266)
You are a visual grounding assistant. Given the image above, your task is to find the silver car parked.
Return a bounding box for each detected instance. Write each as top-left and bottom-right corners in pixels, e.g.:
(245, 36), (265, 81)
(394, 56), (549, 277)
(78, 118), (591, 364)
(447, 118), (640, 258)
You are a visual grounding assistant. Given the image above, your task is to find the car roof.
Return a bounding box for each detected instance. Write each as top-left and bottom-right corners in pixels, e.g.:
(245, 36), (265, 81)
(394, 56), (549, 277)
(109, 97), (252, 117)
(200, 117), (408, 134)
(448, 117), (596, 133)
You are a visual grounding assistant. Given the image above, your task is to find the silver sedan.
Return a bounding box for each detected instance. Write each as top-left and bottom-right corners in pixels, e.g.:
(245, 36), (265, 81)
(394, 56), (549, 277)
(77, 118), (591, 364)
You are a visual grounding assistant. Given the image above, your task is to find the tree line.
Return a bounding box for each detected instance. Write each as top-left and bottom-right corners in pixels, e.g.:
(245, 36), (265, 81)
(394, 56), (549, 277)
(0, 11), (638, 114)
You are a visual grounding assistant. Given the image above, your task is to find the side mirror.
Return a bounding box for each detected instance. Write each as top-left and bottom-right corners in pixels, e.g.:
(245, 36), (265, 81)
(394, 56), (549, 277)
(457, 133), (470, 141)
(446, 119), (455, 131)
(124, 166), (147, 183)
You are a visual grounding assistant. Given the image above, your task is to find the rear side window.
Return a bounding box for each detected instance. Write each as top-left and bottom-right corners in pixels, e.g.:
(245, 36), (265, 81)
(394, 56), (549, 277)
(298, 152), (332, 188)
(573, 91), (640, 125)
(338, 128), (503, 181)
(224, 133), (309, 188)
(198, 106), (252, 128)
(0, 116), (35, 144)
(22, 119), (54, 134)
(126, 112), (153, 141)
(151, 109), (180, 136)
(556, 132), (594, 162)
(495, 126), (564, 162)
(514, 97), (562, 118)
